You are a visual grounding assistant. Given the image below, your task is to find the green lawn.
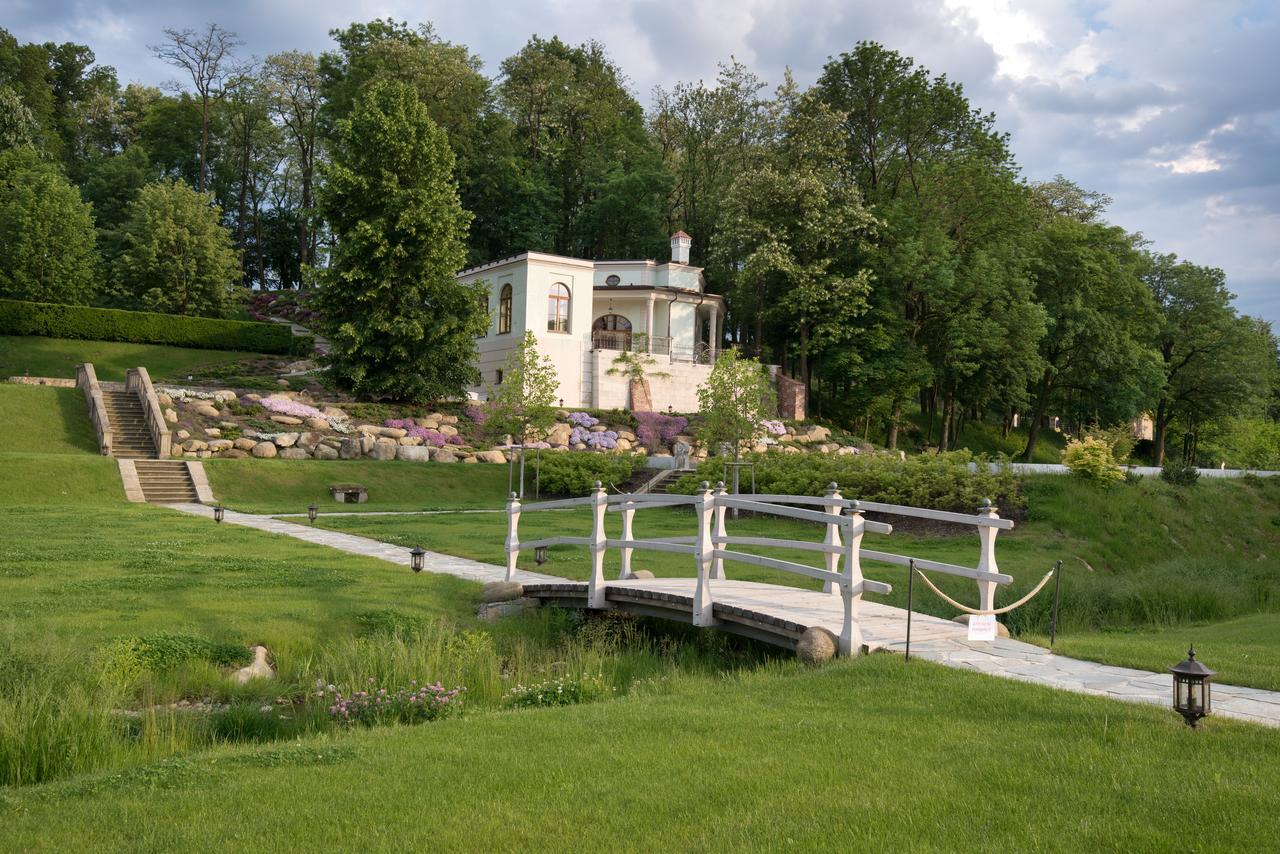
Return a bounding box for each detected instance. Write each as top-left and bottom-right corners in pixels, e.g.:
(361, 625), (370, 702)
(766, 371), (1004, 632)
(204, 459), (513, 514)
(4, 654), (1280, 850)
(0, 335), (266, 383)
(0, 384), (100, 455)
(5, 381), (1280, 846)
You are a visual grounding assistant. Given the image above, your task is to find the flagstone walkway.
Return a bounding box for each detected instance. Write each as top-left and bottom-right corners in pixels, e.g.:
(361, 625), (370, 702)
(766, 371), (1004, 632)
(167, 502), (1280, 728)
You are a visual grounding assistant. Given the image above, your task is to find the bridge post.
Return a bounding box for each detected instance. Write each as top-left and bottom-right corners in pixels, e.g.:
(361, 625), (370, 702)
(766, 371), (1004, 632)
(975, 500), (1001, 613)
(692, 481), (716, 626)
(504, 492), (521, 582)
(711, 481), (728, 579)
(839, 511), (867, 656)
(822, 482), (843, 595)
(587, 481), (609, 608)
(619, 498), (636, 579)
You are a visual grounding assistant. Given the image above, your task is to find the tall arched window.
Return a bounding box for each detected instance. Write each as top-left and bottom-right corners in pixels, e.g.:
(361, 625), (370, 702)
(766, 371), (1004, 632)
(498, 284), (512, 334)
(547, 282), (571, 333)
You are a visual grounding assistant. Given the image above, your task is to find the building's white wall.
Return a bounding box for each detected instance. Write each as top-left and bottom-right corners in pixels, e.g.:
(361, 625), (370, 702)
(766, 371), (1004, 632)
(590, 350), (712, 412)
(668, 301), (697, 354)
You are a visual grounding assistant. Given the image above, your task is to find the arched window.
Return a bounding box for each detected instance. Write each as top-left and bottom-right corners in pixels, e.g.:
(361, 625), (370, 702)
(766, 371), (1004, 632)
(592, 314), (632, 350)
(498, 284), (512, 334)
(547, 282), (571, 333)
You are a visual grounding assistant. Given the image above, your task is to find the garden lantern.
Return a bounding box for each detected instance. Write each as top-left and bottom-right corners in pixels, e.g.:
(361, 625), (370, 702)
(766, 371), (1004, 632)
(213, 505), (225, 524)
(535, 545), (548, 566)
(1171, 646), (1215, 728)
(308, 503), (318, 525)
(410, 546), (426, 573)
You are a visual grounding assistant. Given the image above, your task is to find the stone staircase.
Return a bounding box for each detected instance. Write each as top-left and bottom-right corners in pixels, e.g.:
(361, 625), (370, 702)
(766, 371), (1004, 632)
(132, 460), (200, 503)
(101, 389), (156, 459)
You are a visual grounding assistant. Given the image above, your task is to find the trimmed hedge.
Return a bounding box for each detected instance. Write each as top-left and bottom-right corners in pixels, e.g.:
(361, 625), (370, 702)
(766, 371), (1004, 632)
(0, 299), (311, 355)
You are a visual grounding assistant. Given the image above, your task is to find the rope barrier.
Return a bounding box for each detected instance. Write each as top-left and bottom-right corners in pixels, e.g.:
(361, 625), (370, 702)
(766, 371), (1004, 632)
(914, 567), (1057, 616)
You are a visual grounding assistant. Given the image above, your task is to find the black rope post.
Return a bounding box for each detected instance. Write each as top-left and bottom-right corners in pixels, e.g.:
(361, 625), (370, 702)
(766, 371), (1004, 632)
(905, 558), (915, 662)
(1049, 559), (1064, 650)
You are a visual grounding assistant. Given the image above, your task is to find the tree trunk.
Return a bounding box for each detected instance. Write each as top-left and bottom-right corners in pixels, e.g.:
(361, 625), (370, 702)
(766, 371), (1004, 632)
(199, 95), (209, 193)
(887, 400), (902, 450)
(1021, 369), (1055, 461)
(1152, 396), (1170, 467)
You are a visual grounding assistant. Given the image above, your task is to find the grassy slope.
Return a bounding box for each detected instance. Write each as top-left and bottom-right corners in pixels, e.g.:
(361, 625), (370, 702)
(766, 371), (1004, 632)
(903, 410), (1069, 462)
(204, 459), (513, 514)
(0, 385), (122, 504)
(4, 656), (1280, 850)
(0, 336), (263, 383)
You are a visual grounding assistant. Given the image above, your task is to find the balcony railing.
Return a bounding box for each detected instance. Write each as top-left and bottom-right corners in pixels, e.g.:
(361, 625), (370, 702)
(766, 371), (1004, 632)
(591, 331), (673, 355)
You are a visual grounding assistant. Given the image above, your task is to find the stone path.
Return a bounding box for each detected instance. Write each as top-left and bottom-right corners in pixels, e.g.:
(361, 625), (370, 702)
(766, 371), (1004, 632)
(168, 503), (560, 584)
(165, 502), (1280, 728)
(272, 509), (506, 519)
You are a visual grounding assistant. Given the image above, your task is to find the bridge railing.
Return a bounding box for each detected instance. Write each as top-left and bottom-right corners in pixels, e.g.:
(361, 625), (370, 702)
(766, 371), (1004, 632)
(506, 481), (900, 655)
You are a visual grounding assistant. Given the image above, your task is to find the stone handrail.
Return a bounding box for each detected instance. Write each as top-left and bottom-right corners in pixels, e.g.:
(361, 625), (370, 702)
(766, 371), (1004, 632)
(125, 366), (170, 459)
(75, 362), (112, 456)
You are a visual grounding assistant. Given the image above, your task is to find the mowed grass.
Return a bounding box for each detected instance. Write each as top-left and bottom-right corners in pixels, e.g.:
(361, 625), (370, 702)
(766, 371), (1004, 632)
(0, 384), (124, 504)
(4, 655), (1280, 851)
(204, 459), (513, 514)
(0, 335), (265, 383)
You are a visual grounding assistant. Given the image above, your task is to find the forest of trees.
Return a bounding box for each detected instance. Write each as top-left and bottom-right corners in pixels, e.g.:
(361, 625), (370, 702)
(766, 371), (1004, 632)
(0, 21), (1276, 464)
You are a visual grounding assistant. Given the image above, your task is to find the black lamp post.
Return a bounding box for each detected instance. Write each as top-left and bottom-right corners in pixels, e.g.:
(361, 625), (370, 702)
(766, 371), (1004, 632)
(213, 505), (225, 524)
(534, 545), (548, 566)
(410, 546), (426, 573)
(1171, 645), (1215, 728)
(307, 503), (318, 525)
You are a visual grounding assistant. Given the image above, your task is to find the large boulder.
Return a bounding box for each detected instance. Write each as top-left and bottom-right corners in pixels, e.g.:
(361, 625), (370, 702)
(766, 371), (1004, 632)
(163, 408), (178, 424)
(355, 424), (381, 435)
(438, 424), (459, 437)
(379, 426), (407, 439)
(181, 439), (208, 452)
(476, 449), (507, 464)
(796, 627), (838, 665)
(416, 415), (441, 429)
(233, 437), (258, 451)
(399, 435), (422, 446)
(433, 448), (458, 463)
(359, 435), (376, 455)
(212, 390), (238, 403)
(625, 570), (655, 580)
(305, 417), (329, 431)
(339, 438), (363, 459)
(481, 581), (524, 603)
(279, 448), (310, 460)
(193, 403), (220, 419)
(270, 414), (303, 426)
(222, 449), (249, 459)
(546, 423), (573, 447)
(313, 443), (339, 460)
(396, 445), (431, 462)
(274, 432), (300, 448)
(251, 441), (278, 459)
(176, 429), (191, 441)
(368, 442), (397, 461)
(439, 414), (459, 425)
(207, 439), (234, 452)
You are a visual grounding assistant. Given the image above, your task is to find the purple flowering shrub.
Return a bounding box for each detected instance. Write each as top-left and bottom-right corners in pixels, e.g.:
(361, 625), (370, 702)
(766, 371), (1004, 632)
(383, 418), (463, 447)
(463, 403), (488, 426)
(569, 425), (618, 449)
(568, 412), (598, 428)
(759, 419), (786, 436)
(634, 412), (688, 451)
(325, 679), (464, 726)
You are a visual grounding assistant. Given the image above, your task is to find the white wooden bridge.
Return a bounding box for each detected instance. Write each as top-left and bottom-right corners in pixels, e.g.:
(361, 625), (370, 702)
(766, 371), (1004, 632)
(505, 481), (1018, 655)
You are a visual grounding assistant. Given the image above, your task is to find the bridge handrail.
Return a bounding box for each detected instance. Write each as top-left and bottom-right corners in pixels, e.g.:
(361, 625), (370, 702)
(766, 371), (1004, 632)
(504, 480), (1014, 656)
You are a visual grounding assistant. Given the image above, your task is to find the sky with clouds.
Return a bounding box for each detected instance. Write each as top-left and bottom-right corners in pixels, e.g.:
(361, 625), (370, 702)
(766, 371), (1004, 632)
(8, 0), (1279, 324)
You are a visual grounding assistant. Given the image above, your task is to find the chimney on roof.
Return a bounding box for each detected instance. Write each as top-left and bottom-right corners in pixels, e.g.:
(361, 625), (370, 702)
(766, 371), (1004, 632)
(670, 231), (691, 265)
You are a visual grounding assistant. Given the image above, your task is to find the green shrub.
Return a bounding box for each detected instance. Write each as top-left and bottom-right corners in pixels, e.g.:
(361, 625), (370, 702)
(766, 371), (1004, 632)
(1061, 438), (1124, 485)
(1160, 462), (1200, 487)
(0, 298), (299, 354)
(536, 452), (643, 496)
(672, 450), (1022, 512)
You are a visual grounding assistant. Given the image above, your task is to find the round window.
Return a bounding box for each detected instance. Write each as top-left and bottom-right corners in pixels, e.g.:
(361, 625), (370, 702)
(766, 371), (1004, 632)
(605, 274), (621, 286)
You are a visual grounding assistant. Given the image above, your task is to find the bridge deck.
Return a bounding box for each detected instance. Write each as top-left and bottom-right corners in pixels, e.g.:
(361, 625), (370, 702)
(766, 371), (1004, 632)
(523, 578), (969, 651)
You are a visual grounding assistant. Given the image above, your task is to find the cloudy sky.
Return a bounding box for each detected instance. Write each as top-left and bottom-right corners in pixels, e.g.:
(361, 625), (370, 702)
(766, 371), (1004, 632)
(8, 0), (1279, 324)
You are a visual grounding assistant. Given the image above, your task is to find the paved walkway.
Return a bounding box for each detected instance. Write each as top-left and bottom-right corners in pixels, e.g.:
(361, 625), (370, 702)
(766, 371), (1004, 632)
(272, 509), (506, 519)
(166, 502), (1280, 728)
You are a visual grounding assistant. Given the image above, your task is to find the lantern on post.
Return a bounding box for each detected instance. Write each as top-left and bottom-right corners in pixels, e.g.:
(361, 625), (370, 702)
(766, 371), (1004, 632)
(534, 545), (548, 566)
(409, 546), (426, 574)
(307, 503), (318, 525)
(1171, 646), (1215, 728)
(213, 505), (225, 524)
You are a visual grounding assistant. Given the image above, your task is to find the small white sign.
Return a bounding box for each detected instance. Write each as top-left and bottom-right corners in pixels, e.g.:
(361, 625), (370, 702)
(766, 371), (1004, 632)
(968, 614), (998, 641)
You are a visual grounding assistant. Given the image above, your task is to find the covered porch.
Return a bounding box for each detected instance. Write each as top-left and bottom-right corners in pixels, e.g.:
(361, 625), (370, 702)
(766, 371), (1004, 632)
(590, 288), (725, 364)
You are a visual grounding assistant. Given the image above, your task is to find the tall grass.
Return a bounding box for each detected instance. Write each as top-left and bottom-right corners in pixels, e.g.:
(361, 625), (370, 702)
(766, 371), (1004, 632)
(0, 611), (777, 788)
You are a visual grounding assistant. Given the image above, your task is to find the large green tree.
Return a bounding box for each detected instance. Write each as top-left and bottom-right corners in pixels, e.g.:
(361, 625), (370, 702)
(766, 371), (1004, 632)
(0, 147), (97, 304)
(314, 79), (486, 401)
(113, 178), (242, 316)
